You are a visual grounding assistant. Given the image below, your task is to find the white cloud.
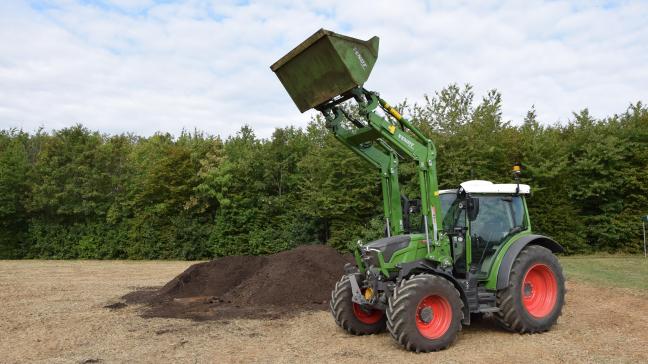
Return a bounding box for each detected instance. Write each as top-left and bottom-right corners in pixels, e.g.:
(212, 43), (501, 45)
(1, 0), (647, 137)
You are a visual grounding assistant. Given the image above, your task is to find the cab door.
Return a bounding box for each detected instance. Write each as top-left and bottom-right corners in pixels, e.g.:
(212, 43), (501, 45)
(443, 195), (469, 277)
(466, 195), (527, 276)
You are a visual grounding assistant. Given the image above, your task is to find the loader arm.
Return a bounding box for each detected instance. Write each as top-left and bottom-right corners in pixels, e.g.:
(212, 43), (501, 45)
(318, 87), (443, 243)
(321, 105), (403, 235)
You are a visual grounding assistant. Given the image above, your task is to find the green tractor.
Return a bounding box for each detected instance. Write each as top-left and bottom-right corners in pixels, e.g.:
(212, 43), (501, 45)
(271, 29), (565, 352)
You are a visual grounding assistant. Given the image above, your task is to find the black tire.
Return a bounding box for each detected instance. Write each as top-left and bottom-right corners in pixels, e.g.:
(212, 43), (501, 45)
(386, 274), (463, 352)
(330, 274), (386, 335)
(495, 245), (565, 333)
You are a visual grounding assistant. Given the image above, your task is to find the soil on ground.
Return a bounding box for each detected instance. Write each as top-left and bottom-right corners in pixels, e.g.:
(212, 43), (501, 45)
(1, 258), (647, 363)
(124, 244), (354, 320)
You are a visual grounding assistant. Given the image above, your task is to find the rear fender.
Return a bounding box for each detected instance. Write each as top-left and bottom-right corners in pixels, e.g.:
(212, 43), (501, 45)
(494, 234), (564, 290)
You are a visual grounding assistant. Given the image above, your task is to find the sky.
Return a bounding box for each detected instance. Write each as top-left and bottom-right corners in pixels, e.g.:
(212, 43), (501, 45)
(1, 0), (647, 138)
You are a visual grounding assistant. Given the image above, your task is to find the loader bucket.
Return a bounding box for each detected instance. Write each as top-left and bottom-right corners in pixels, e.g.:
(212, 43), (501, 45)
(270, 29), (379, 112)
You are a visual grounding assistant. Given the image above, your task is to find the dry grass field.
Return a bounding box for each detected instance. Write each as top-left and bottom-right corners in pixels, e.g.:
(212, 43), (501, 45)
(1, 258), (647, 363)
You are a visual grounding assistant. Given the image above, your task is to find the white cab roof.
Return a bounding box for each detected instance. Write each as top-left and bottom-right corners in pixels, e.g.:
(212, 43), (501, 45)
(460, 180), (530, 194)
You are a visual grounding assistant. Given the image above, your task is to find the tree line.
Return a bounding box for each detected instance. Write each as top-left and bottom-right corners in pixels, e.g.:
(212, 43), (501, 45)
(1, 84), (646, 259)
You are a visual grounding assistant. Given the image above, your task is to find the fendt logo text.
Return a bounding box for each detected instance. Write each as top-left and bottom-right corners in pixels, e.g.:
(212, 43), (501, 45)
(353, 47), (367, 69)
(398, 134), (415, 149)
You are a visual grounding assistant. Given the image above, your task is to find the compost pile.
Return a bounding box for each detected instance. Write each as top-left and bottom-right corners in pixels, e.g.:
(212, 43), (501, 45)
(122, 244), (353, 320)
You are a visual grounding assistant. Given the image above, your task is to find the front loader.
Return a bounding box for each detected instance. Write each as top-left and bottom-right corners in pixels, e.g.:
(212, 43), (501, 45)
(271, 29), (565, 352)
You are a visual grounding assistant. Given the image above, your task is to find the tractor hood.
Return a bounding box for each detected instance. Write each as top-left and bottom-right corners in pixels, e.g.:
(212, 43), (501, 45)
(364, 235), (411, 263)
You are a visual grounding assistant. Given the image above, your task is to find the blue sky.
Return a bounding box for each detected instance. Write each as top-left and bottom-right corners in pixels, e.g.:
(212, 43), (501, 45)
(1, 0), (647, 137)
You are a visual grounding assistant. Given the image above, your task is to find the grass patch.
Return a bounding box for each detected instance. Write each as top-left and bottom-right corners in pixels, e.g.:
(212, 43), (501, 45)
(560, 255), (648, 291)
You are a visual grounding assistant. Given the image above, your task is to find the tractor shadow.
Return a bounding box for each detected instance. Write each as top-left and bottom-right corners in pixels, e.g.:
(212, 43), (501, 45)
(462, 314), (509, 334)
(377, 314), (509, 353)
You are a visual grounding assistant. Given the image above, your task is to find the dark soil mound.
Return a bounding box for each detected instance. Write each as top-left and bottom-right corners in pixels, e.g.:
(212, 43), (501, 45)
(122, 244), (353, 320)
(158, 255), (268, 299)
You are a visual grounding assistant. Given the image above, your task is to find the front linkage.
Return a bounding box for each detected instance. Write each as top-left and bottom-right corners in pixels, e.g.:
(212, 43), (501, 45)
(332, 242), (467, 352)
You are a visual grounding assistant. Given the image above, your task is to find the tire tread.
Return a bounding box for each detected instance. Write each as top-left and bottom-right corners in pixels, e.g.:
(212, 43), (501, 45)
(386, 274), (464, 352)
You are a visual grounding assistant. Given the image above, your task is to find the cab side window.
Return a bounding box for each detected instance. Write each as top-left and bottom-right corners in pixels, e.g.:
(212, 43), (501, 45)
(469, 195), (526, 274)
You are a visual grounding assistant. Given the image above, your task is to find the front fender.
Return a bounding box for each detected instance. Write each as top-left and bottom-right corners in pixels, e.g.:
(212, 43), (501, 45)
(494, 234), (564, 290)
(397, 260), (471, 325)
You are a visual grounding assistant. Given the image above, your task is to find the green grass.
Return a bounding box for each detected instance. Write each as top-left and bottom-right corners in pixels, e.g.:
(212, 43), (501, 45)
(560, 255), (648, 291)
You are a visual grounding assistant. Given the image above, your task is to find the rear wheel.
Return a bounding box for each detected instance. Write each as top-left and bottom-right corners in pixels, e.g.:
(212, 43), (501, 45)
(330, 274), (386, 335)
(386, 274), (463, 352)
(495, 245), (565, 333)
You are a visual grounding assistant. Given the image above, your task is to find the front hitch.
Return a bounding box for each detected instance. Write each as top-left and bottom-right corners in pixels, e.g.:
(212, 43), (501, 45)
(348, 274), (369, 305)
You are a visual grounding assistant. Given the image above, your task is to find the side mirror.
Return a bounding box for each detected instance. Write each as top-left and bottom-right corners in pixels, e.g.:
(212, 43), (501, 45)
(467, 197), (480, 221)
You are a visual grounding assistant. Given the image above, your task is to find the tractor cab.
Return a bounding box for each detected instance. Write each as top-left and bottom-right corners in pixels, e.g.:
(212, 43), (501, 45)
(442, 180), (531, 278)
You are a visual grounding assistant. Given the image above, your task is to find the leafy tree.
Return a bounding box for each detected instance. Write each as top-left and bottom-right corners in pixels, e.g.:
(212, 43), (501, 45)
(0, 130), (30, 258)
(0, 85), (646, 259)
(298, 119), (382, 250)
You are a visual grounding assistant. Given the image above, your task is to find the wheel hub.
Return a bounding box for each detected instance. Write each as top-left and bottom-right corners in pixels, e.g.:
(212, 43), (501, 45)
(523, 282), (534, 297)
(521, 263), (558, 318)
(415, 294), (452, 339)
(419, 306), (434, 324)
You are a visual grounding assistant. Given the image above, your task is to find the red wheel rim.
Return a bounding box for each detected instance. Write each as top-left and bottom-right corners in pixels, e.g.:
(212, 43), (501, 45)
(521, 263), (558, 318)
(352, 303), (383, 324)
(415, 295), (452, 339)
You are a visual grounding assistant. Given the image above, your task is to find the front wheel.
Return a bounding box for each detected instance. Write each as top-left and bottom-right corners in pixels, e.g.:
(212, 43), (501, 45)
(330, 274), (386, 335)
(386, 274), (463, 352)
(495, 245), (565, 333)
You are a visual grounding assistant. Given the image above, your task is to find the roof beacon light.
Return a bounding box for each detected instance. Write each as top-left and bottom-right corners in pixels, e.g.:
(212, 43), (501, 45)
(513, 162), (522, 194)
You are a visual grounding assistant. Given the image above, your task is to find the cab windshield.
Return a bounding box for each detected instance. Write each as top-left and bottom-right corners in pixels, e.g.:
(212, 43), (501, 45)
(443, 196), (466, 231)
(439, 193), (457, 221)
